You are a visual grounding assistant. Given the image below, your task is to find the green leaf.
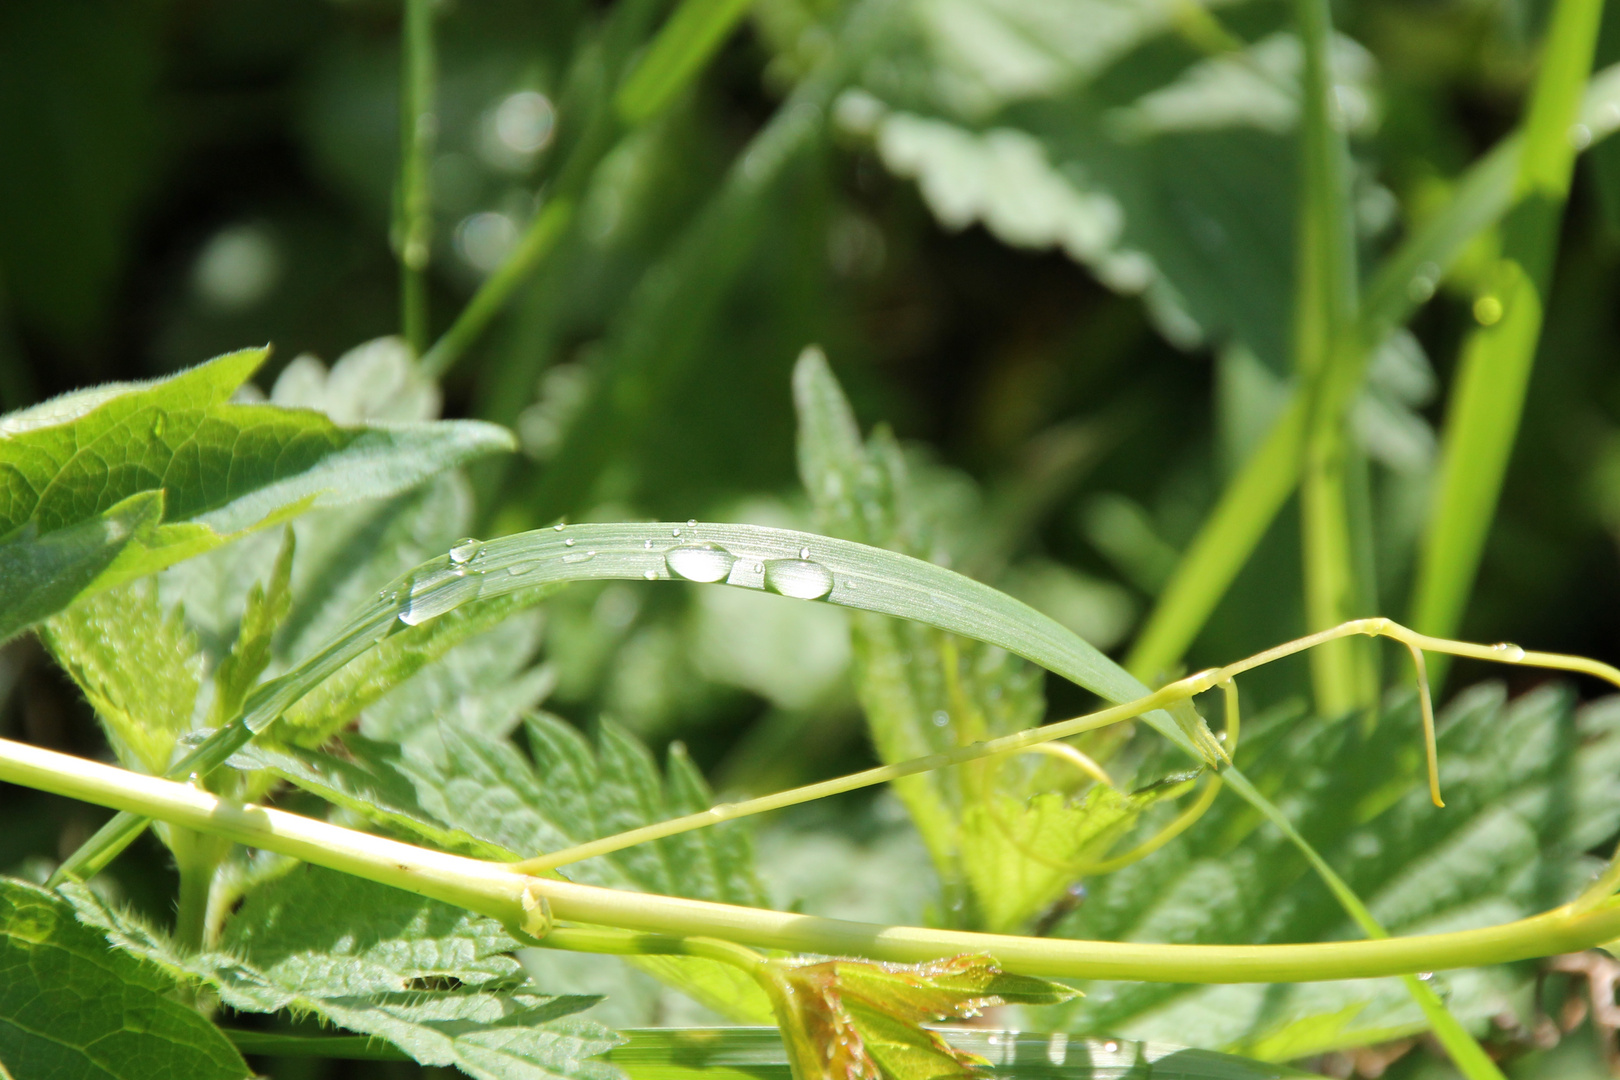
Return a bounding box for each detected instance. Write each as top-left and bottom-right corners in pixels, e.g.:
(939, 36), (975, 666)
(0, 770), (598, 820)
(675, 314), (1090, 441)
(616, 0), (754, 125)
(0, 878), (248, 1080)
(960, 775), (1195, 933)
(61, 870), (619, 1080)
(0, 345), (514, 633)
(42, 574), (205, 775)
(1039, 685), (1620, 1060)
(0, 489), (162, 644)
(209, 526), (295, 726)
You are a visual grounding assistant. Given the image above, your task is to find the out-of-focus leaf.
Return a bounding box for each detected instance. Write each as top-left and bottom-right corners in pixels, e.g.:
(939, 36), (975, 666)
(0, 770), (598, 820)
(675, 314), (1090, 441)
(61, 871), (618, 1080)
(209, 528), (296, 726)
(0, 878), (249, 1080)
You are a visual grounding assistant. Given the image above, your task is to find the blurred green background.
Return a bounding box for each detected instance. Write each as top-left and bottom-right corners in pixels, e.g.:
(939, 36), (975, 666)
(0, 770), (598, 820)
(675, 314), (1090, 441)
(8, 0), (1620, 1075)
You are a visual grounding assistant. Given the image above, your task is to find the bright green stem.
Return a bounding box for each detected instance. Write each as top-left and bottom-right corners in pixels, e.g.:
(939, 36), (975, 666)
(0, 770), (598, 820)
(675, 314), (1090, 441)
(1125, 63), (1620, 685)
(172, 834), (215, 952)
(397, 0), (436, 356)
(1410, 0), (1606, 657)
(10, 733), (1620, 985)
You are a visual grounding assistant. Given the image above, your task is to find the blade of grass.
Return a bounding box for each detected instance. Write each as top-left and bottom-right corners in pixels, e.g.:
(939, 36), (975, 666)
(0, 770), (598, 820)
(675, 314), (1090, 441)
(1293, 0), (1373, 717)
(396, 0), (435, 356)
(1410, 0), (1607, 661)
(1126, 61), (1620, 685)
(419, 0), (765, 379)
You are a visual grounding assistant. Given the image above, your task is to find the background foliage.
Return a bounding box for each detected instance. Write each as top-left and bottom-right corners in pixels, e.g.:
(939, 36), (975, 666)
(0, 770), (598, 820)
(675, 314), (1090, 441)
(8, 0), (1620, 1077)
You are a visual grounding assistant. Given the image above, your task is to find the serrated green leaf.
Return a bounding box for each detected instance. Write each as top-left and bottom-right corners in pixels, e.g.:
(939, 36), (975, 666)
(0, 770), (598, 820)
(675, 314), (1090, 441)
(0, 346), (514, 635)
(209, 526), (295, 726)
(43, 575), (204, 774)
(60, 870), (619, 1080)
(0, 878), (249, 1080)
(1038, 686), (1620, 1060)
(961, 776), (1195, 933)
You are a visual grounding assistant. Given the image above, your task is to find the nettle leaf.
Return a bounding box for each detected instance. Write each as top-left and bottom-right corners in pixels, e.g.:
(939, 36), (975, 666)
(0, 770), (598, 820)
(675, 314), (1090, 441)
(0, 345), (514, 639)
(61, 870), (619, 1080)
(960, 774), (1195, 933)
(835, 1), (1381, 374)
(42, 575), (205, 774)
(794, 349), (1205, 926)
(0, 878), (248, 1080)
(234, 712), (770, 1020)
(1039, 685), (1620, 1060)
(764, 954), (1074, 1080)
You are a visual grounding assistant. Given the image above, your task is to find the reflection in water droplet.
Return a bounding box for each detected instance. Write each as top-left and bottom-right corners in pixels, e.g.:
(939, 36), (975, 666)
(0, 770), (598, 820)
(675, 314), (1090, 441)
(762, 558), (834, 600)
(1491, 642), (1525, 661)
(561, 550), (595, 564)
(665, 543), (736, 583)
(449, 537), (481, 564)
(399, 566), (483, 625)
(643, 569), (658, 580)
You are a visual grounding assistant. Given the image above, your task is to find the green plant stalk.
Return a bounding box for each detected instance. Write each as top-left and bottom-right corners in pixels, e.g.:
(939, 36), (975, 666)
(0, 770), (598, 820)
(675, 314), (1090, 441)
(1124, 61), (1620, 685)
(10, 732), (1620, 984)
(419, 0), (762, 378)
(1292, 0), (1370, 718)
(1411, 0), (1607, 661)
(397, 0), (436, 356)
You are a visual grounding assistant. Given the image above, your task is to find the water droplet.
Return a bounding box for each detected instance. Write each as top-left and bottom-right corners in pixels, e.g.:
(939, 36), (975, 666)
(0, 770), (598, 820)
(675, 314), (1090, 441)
(686, 518), (697, 528)
(643, 568), (658, 580)
(762, 558), (834, 600)
(1491, 642), (1525, 661)
(449, 537), (481, 564)
(151, 412), (166, 438)
(399, 566), (483, 625)
(506, 562), (538, 576)
(671, 527), (682, 537)
(753, 562), (764, 573)
(564, 537), (576, 547)
(665, 543), (737, 583)
(1570, 122), (1594, 150)
(1101, 1041), (1120, 1054)
(643, 539), (654, 550)
(932, 710), (950, 728)
(1417, 971), (1434, 982)
(1473, 294), (1503, 326)
(553, 522), (566, 531)
(561, 550), (595, 564)
(798, 546), (811, 559)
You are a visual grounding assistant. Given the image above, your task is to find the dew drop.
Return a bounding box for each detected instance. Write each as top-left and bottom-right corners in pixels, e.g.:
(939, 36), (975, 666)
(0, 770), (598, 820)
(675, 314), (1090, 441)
(671, 527), (682, 537)
(686, 519), (697, 528)
(932, 710), (950, 728)
(553, 522), (566, 531)
(1473, 294), (1504, 326)
(448, 537), (481, 565)
(1417, 971), (1434, 982)
(506, 562), (538, 576)
(564, 537), (576, 547)
(762, 558), (834, 600)
(1101, 1041), (1120, 1054)
(644, 539), (654, 550)
(399, 566), (483, 625)
(561, 550), (595, 564)
(150, 412), (166, 438)
(1490, 642), (1525, 661)
(798, 546), (811, 559)
(643, 568), (658, 580)
(665, 542), (737, 583)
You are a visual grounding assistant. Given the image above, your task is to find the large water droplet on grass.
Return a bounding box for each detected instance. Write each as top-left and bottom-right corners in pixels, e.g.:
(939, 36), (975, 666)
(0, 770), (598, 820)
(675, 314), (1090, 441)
(762, 558), (833, 600)
(399, 566), (482, 625)
(665, 543), (736, 583)
(449, 537), (481, 565)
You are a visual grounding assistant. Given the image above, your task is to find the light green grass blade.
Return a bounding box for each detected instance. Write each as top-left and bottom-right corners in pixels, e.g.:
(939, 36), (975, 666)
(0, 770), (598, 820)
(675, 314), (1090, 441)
(1126, 60), (1620, 685)
(1411, 0), (1608, 653)
(616, 0), (755, 125)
